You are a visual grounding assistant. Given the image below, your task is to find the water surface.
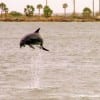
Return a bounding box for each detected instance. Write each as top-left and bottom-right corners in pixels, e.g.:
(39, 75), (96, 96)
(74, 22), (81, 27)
(0, 22), (100, 100)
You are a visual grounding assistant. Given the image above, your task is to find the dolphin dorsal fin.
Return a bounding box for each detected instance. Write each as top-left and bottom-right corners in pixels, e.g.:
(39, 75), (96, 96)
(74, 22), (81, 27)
(34, 28), (40, 33)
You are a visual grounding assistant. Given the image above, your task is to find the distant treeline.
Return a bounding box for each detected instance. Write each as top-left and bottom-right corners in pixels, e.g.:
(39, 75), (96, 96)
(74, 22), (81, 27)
(0, 1), (100, 21)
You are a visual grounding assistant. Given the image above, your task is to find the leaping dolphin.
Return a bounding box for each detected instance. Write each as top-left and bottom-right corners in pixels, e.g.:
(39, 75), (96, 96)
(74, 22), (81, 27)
(20, 28), (49, 51)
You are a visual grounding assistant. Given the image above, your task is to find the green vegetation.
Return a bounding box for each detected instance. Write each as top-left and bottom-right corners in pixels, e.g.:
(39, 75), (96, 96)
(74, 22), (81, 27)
(9, 11), (23, 17)
(24, 5), (34, 16)
(63, 3), (68, 16)
(37, 4), (43, 16)
(43, 6), (53, 17)
(0, 2), (8, 17)
(82, 7), (92, 18)
(0, 1), (100, 22)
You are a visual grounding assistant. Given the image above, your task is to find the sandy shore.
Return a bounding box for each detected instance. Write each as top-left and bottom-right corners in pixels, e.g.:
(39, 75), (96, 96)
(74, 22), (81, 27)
(0, 16), (100, 22)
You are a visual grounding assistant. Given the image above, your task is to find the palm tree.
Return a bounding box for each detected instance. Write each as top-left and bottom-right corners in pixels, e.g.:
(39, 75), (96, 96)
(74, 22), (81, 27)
(4, 7), (8, 17)
(99, 0), (100, 14)
(46, 0), (47, 6)
(0, 2), (6, 17)
(37, 4), (43, 16)
(24, 5), (34, 16)
(62, 3), (68, 16)
(92, 0), (94, 16)
(73, 0), (76, 15)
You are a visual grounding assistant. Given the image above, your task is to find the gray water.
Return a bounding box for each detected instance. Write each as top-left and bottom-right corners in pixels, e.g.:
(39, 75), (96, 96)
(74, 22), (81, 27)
(0, 22), (100, 100)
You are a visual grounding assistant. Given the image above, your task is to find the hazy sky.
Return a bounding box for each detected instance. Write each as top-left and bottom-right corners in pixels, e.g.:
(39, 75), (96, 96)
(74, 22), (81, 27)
(1, 0), (99, 14)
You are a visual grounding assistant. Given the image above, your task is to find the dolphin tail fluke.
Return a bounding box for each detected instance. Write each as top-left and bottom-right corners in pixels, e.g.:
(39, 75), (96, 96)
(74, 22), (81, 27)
(42, 46), (49, 51)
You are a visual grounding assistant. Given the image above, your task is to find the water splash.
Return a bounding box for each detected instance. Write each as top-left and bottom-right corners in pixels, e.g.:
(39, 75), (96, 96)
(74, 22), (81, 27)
(30, 49), (42, 89)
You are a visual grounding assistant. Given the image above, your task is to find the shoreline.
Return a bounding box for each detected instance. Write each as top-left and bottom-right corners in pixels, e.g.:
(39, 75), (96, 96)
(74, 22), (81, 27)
(0, 16), (100, 22)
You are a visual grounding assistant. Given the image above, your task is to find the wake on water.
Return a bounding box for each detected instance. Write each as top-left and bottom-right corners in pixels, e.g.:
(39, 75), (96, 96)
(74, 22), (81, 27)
(30, 49), (43, 89)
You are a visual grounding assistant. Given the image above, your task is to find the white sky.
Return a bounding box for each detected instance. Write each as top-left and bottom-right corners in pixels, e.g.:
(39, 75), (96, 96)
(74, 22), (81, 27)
(1, 0), (99, 14)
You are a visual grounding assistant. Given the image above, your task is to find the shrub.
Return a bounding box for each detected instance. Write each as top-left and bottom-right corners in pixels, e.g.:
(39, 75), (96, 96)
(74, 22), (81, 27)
(43, 6), (53, 17)
(9, 11), (23, 17)
(82, 7), (92, 18)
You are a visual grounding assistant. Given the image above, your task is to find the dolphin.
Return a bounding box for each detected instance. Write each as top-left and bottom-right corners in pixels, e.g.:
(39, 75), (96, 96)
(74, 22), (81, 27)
(20, 28), (49, 51)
